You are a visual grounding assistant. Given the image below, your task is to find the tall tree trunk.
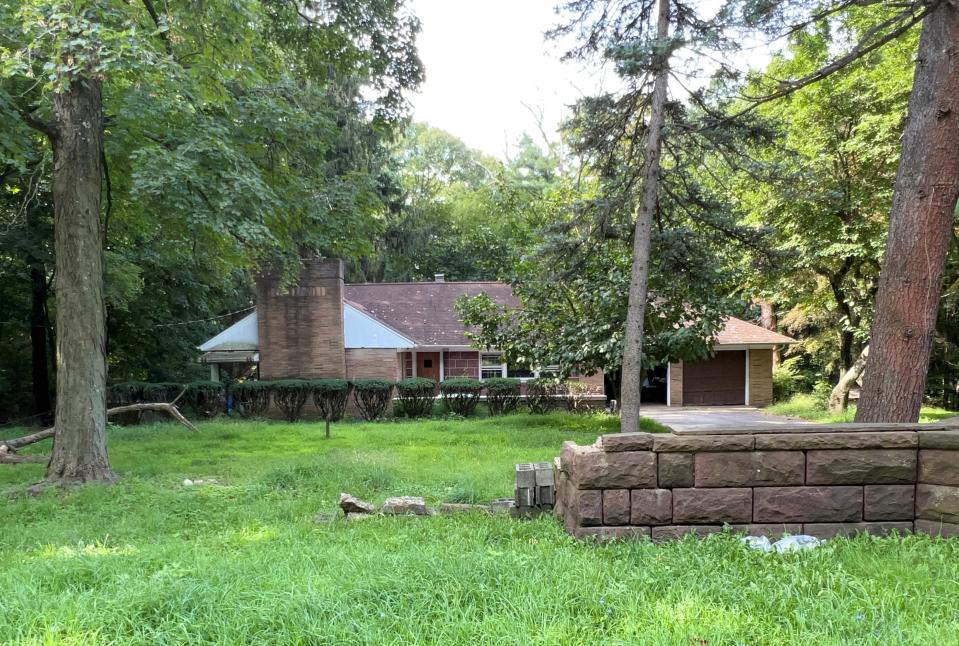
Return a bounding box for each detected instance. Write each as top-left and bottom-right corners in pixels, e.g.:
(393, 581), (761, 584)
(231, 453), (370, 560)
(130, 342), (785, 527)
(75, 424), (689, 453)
(620, 0), (670, 434)
(30, 264), (53, 421)
(45, 77), (114, 484)
(830, 345), (869, 413)
(756, 299), (780, 367)
(856, 5), (959, 423)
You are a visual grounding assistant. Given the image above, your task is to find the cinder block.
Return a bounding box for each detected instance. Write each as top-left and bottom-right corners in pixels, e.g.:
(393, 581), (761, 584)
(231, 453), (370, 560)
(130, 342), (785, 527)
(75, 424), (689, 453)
(515, 463), (536, 488)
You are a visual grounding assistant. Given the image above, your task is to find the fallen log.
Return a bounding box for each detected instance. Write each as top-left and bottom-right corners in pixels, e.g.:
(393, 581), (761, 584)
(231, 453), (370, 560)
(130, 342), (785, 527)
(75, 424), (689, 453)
(0, 402), (197, 465)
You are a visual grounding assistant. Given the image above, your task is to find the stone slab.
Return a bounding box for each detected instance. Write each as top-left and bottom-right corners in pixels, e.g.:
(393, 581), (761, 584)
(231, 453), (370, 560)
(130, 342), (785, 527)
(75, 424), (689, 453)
(571, 449), (657, 489)
(572, 489), (603, 527)
(806, 449), (916, 485)
(672, 488), (752, 524)
(601, 432), (654, 452)
(916, 484), (959, 524)
(651, 525), (724, 542)
(339, 492), (375, 515)
(918, 430), (959, 449)
(918, 450), (959, 486)
(802, 522), (914, 539)
(381, 496), (429, 515)
(658, 453), (694, 488)
(863, 485), (915, 521)
(914, 518), (959, 538)
(439, 503), (490, 514)
(603, 489), (631, 526)
(754, 432), (917, 451)
(653, 434), (754, 453)
(753, 486), (863, 523)
(630, 488), (673, 525)
(573, 526), (651, 542)
(694, 451), (804, 487)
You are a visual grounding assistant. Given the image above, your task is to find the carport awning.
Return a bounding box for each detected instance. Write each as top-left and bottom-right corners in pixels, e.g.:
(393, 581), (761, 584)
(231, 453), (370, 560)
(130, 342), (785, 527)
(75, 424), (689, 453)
(199, 350), (259, 364)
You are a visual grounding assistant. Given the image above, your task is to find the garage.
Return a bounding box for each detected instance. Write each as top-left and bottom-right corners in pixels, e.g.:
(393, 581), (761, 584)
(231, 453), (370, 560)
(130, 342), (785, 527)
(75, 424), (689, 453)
(682, 350), (746, 405)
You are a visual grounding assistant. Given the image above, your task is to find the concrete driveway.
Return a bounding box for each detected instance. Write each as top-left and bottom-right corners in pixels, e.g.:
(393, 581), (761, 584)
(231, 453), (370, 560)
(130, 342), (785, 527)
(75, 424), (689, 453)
(642, 405), (810, 431)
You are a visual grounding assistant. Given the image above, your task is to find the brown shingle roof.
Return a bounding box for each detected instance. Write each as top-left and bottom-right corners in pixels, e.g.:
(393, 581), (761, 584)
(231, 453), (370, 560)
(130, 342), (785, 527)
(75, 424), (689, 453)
(716, 316), (797, 345)
(344, 281), (518, 346)
(344, 280), (796, 348)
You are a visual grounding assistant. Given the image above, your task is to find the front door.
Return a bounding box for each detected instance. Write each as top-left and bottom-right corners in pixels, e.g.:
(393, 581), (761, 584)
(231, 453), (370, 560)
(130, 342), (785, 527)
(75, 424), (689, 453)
(416, 352), (441, 384)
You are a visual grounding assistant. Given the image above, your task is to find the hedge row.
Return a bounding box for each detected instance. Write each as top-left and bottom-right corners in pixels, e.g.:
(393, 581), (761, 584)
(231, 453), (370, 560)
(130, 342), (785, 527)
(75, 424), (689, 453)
(107, 376), (600, 423)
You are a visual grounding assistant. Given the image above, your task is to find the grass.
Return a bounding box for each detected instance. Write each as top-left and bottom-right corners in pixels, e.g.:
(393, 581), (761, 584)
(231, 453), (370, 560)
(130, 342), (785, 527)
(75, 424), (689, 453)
(767, 393), (958, 424)
(1, 412), (958, 645)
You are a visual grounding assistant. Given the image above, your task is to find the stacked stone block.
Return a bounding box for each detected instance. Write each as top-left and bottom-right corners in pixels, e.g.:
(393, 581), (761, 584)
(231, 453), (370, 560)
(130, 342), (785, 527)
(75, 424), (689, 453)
(554, 423), (959, 542)
(515, 462), (555, 516)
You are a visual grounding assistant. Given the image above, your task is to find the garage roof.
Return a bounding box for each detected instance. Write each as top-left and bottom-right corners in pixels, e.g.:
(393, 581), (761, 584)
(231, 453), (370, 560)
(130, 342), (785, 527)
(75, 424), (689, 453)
(716, 316), (797, 345)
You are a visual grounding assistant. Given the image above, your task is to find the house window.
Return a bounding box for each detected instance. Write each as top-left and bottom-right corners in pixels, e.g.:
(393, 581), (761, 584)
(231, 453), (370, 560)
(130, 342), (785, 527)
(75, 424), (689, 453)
(481, 353), (506, 379)
(507, 366), (535, 379)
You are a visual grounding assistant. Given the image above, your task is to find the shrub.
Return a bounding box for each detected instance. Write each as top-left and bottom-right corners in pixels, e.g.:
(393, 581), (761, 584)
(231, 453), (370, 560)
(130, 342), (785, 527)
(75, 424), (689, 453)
(107, 381), (149, 406)
(311, 379), (352, 436)
(439, 378), (483, 416)
(811, 380), (833, 409)
(183, 381), (226, 418)
(484, 377), (520, 415)
(560, 380), (594, 413)
(526, 377), (559, 414)
(352, 379), (394, 421)
(271, 379), (312, 422)
(395, 377), (436, 418)
(141, 382), (184, 404)
(230, 381), (272, 418)
(772, 357), (805, 403)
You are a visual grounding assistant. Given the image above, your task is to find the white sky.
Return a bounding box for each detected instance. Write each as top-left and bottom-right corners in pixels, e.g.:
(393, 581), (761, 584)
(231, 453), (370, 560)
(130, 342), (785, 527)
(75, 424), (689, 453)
(407, 0), (615, 159)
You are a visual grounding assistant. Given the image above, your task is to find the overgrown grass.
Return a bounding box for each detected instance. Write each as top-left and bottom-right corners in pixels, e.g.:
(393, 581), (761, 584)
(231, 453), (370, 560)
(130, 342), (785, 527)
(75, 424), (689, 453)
(2, 412), (958, 644)
(767, 393), (958, 424)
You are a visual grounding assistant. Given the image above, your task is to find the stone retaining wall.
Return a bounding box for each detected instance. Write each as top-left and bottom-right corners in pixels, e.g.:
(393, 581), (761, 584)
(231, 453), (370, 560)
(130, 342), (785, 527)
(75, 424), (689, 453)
(554, 422), (959, 542)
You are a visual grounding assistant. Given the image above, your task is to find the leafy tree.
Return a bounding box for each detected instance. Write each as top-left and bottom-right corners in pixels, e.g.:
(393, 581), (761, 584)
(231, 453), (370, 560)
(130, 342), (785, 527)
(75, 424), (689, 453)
(0, 0), (421, 482)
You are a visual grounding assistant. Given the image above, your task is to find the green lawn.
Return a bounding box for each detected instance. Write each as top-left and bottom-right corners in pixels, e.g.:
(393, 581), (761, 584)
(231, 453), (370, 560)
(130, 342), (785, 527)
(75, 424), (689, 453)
(767, 393), (959, 424)
(2, 413), (958, 645)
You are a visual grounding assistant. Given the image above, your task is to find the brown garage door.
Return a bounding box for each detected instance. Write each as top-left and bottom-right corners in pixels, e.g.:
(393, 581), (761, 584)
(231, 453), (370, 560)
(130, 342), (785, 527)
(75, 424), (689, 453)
(683, 351), (746, 405)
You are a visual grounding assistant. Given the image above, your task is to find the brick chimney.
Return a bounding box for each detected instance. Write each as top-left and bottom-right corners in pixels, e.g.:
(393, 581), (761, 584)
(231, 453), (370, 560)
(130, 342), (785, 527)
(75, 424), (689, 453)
(256, 258), (346, 379)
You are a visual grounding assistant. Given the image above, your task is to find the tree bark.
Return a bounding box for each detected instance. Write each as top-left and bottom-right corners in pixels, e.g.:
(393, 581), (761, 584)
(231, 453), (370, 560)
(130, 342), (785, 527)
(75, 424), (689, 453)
(45, 77), (115, 484)
(756, 299), (780, 368)
(620, 0), (671, 434)
(830, 345), (869, 412)
(856, 4), (959, 423)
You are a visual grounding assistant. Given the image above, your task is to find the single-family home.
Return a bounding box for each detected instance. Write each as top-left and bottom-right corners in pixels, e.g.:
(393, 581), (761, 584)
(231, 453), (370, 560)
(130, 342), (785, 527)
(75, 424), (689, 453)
(198, 258), (795, 406)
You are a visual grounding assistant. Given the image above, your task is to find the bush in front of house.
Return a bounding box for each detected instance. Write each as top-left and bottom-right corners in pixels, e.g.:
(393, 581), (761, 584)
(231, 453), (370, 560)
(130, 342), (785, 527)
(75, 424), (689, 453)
(352, 379), (395, 421)
(231, 381), (272, 418)
(526, 377), (559, 414)
(107, 381), (151, 406)
(395, 377), (437, 418)
(439, 377), (483, 416)
(271, 379), (312, 422)
(484, 377), (520, 415)
(311, 379), (352, 422)
(142, 382), (184, 404)
(560, 380), (593, 413)
(182, 381), (226, 418)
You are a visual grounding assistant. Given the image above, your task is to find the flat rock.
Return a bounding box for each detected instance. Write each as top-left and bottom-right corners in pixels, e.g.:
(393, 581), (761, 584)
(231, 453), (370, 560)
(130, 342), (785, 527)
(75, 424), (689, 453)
(347, 512), (375, 522)
(339, 492), (376, 515)
(381, 496), (430, 515)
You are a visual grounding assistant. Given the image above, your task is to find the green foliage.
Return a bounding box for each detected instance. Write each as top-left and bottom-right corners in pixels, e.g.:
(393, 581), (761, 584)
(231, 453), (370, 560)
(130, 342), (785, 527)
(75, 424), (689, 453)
(395, 377), (436, 418)
(141, 382), (183, 404)
(107, 381), (150, 407)
(483, 378), (521, 416)
(230, 381), (272, 419)
(772, 357), (807, 403)
(310, 379), (352, 423)
(526, 378), (559, 415)
(560, 380), (595, 413)
(270, 380), (311, 422)
(351, 379), (395, 421)
(182, 381), (225, 419)
(439, 378), (483, 416)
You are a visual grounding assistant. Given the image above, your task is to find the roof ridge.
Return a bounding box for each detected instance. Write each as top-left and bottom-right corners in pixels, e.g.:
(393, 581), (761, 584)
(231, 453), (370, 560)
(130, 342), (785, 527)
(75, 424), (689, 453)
(346, 280), (508, 286)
